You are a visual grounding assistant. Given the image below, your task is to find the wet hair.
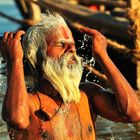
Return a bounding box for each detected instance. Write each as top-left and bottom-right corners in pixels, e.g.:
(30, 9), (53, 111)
(22, 12), (68, 68)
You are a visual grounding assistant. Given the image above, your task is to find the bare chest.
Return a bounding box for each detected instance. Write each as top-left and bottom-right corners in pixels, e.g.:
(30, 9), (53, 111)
(10, 94), (96, 140)
(33, 100), (95, 140)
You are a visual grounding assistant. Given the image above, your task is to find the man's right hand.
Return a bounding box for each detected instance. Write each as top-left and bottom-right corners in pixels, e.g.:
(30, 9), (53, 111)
(2, 30), (25, 62)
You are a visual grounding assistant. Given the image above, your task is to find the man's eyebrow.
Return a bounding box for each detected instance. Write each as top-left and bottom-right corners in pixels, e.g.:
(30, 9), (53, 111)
(57, 40), (75, 45)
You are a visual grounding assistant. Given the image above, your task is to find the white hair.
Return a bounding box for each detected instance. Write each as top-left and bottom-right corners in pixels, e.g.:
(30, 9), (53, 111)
(42, 53), (83, 103)
(22, 13), (68, 67)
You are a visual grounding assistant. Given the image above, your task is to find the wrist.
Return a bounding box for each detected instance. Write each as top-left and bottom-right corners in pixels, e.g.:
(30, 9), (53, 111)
(93, 51), (108, 62)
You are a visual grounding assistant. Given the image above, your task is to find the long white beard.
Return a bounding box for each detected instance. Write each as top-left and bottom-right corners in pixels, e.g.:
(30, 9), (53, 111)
(42, 53), (83, 103)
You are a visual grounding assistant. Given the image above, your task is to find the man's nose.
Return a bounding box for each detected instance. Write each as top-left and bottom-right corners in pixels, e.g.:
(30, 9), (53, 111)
(65, 44), (76, 53)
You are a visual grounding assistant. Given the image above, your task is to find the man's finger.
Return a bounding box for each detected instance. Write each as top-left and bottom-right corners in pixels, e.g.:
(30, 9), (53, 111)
(8, 32), (14, 38)
(80, 26), (99, 36)
(3, 32), (9, 42)
(15, 30), (25, 39)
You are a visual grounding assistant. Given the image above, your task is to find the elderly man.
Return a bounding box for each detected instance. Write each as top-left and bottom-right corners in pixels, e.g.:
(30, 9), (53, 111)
(1, 13), (140, 140)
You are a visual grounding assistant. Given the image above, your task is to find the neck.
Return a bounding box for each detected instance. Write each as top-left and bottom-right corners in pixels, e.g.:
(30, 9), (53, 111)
(39, 79), (60, 98)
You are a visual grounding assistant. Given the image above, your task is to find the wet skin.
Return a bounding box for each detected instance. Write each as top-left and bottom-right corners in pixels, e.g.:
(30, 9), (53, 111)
(1, 25), (140, 140)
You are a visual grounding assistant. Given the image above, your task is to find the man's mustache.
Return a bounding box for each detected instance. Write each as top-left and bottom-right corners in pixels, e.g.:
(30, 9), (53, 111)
(59, 53), (80, 64)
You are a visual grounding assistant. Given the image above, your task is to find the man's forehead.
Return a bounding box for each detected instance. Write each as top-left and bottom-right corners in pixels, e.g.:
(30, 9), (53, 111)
(59, 26), (71, 39)
(55, 27), (73, 39)
(46, 25), (74, 44)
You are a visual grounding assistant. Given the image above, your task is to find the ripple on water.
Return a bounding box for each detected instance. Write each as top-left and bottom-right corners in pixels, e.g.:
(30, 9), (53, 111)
(96, 116), (140, 140)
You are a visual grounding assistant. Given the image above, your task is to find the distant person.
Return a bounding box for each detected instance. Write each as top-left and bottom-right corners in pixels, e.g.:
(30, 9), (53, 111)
(1, 13), (140, 140)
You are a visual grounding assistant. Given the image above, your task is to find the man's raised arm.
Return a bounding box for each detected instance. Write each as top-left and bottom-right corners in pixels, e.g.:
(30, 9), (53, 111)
(1, 31), (30, 129)
(81, 26), (140, 122)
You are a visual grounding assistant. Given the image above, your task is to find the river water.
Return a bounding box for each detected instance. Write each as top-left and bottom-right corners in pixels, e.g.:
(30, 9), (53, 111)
(0, 2), (140, 140)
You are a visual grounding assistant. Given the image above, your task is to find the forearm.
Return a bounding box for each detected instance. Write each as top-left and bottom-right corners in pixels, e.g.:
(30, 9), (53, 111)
(2, 60), (29, 128)
(96, 52), (140, 120)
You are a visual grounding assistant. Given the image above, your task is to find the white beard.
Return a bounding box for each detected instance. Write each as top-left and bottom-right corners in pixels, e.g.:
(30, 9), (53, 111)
(42, 53), (83, 103)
